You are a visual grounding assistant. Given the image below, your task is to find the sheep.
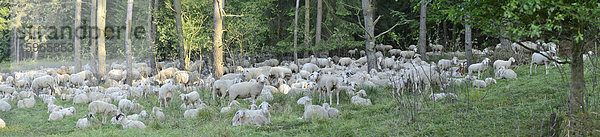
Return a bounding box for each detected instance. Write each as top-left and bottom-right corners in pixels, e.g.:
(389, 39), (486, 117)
(301, 63), (320, 73)
(493, 57), (515, 70)
(48, 103), (63, 113)
(73, 93), (89, 104)
(315, 74), (340, 105)
(115, 113), (146, 129)
(158, 83), (176, 107)
(19, 91), (36, 99)
(242, 68), (270, 82)
(348, 48), (357, 57)
(400, 51), (416, 59)
(220, 100), (241, 113)
(379, 57), (396, 70)
(14, 79), (29, 89)
(278, 83), (291, 94)
(0, 118), (5, 128)
(231, 109), (270, 126)
(428, 44), (444, 53)
(48, 110), (65, 121)
(468, 58), (491, 78)
(76, 113), (94, 128)
(212, 78), (241, 105)
(88, 101), (120, 124)
(17, 97), (35, 108)
(375, 44), (393, 51)
(257, 86), (275, 102)
(31, 75), (60, 95)
(389, 49), (402, 56)
(338, 57), (353, 66)
(429, 93), (458, 101)
(228, 74), (267, 104)
(106, 69), (126, 83)
(322, 103), (339, 118)
(183, 108), (200, 118)
(180, 91), (200, 108)
(269, 67), (293, 80)
(76, 70), (95, 81)
(258, 102), (272, 123)
(485, 77), (497, 85)
(173, 71), (189, 85)
(0, 100), (11, 111)
(56, 74), (70, 86)
(530, 52), (555, 75)
(496, 67), (517, 79)
(289, 63), (299, 73)
(351, 90), (372, 106)
(299, 97), (328, 120)
(437, 59), (453, 71)
(472, 80), (487, 88)
(69, 74), (86, 88)
(0, 85), (15, 95)
(151, 107), (165, 120)
(155, 67), (178, 84)
(118, 99), (134, 114)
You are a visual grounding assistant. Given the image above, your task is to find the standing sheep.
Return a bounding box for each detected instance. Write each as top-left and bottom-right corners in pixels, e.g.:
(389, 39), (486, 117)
(158, 83), (176, 107)
(180, 91), (200, 108)
(228, 74), (267, 104)
(299, 97), (328, 120)
(212, 78), (241, 105)
(472, 80), (487, 88)
(76, 113), (94, 128)
(69, 74), (86, 88)
(468, 58), (491, 78)
(31, 75), (60, 95)
(493, 57), (516, 70)
(530, 52), (555, 75)
(88, 101), (120, 124)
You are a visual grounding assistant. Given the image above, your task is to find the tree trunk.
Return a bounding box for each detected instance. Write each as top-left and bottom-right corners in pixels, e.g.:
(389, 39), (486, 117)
(174, 0), (186, 70)
(303, 0), (310, 57)
(74, 0), (82, 73)
(89, 0), (97, 75)
(418, 0), (427, 61)
(97, 0), (107, 78)
(465, 18), (472, 66)
(315, 0), (322, 48)
(442, 20), (447, 46)
(213, 0), (224, 79)
(293, 0), (300, 65)
(571, 40), (585, 113)
(500, 23), (511, 49)
(148, 0), (157, 75)
(361, 0), (376, 71)
(125, 0), (134, 85)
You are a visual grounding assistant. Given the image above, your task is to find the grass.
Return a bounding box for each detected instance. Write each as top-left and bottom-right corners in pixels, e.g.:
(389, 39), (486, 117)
(1, 61), (599, 136)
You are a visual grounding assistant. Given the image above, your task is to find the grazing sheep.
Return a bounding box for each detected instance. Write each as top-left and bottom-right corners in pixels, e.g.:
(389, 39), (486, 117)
(173, 71), (190, 85)
(118, 99), (134, 114)
(0, 100), (11, 111)
(69, 74), (86, 88)
(17, 97), (35, 108)
(289, 63), (299, 73)
(76, 113), (94, 128)
(322, 103), (339, 118)
(31, 75), (61, 95)
(152, 107), (165, 120)
(400, 51), (416, 59)
(158, 83), (176, 107)
(351, 90), (372, 106)
(228, 74), (267, 104)
(468, 58), (491, 78)
(485, 78), (497, 85)
(220, 100), (241, 113)
(180, 91), (200, 108)
(429, 44), (444, 53)
(76, 70), (95, 81)
(472, 80), (487, 88)
(299, 97), (328, 120)
(88, 101), (120, 124)
(493, 57), (516, 70)
(115, 114), (146, 129)
(212, 78), (241, 105)
(183, 108), (200, 118)
(107, 69), (126, 83)
(530, 52), (555, 75)
(496, 67), (518, 79)
(269, 67), (292, 79)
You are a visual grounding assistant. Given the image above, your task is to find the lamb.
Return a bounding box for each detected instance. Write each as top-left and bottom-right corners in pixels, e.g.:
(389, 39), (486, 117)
(389, 49), (402, 56)
(0, 100), (11, 111)
(76, 70), (95, 81)
(212, 78), (241, 105)
(183, 108), (200, 118)
(180, 91), (200, 108)
(289, 63), (299, 73)
(0, 85), (15, 95)
(375, 44), (393, 51)
(322, 103), (339, 118)
(152, 107), (165, 120)
(220, 100), (240, 113)
(351, 90), (372, 106)
(106, 69), (126, 83)
(17, 97), (35, 108)
(298, 97), (328, 120)
(472, 80), (487, 88)
(258, 102), (272, 123)
(76, 113), (94, 128)
(496, 67), (517, 79)
(88, 101), (120, 124)
(228, 74), (267, 104)
(158, 83), (176, 107)
(115, 113), (146, 129)
(428, 44), (444, 53)
(468, 58), (491, 78)
(493, 57), (515, 70)
(48, 103), (63, 113)
(231, 109), (270, 126)
(348, 48), (357, 57)
(48, 107), (76, 121)
(118, 99), (134, 114)
(530, 52), (555, 75)
(400, 51), (416, 59)
(485, 77), (497, 85)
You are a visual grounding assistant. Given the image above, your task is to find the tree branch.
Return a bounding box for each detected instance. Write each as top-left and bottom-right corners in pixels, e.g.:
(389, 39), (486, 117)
(375, 23), (402, 38)
(373, 15), (382, 25)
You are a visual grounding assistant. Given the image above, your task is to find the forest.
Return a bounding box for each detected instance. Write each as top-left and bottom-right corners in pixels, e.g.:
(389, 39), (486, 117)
(0, 0), (599, 136)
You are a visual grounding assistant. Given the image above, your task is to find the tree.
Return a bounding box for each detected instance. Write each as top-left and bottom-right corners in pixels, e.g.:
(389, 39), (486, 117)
(125, 0), (134, 85)
(304, 0), (310, 57)
(73, 0), (82, 72)
(174, 0), (185, 70)
(97, 0), (107, 78)
(293, 0), (300, 65)
(464, 16), (472, 66)
(315, 0), (322, 49)
(148, 0), (157, 75)
(213, 0), (224, 79)
(360, 0), (399, 71)
(89, 0), (97, 76)
(418, 0), (427, 61)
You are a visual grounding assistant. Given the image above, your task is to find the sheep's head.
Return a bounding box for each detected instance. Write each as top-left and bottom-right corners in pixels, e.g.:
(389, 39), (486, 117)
(248, 104), (258, 110)
(322, 103), (330, 109)
(232, 111), (244, 126)
(86, 113), (95, 119)
(257, 74), (267, 83)
(259, 102), (271, 111)
(509, 57), (516, 63)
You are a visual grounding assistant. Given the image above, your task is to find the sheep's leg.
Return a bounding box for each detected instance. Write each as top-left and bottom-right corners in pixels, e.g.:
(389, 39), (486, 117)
(329, 90), (333, 105)
(530, 62), (534, 75)
(535, 65), (538, 73)
(545, 62), (549, 74)
(336, 90), (340, 105)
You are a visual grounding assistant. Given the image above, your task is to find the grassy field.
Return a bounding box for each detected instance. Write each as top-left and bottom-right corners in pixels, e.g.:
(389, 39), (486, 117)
(0, 62), (599, 136)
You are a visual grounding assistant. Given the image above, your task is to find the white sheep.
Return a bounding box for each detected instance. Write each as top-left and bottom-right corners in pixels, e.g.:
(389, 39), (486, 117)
(158, 83), (176, 107)
(257, 86), (275, 102)
(155, 67), (178, 84)
(220, 100), (240, 113)
(115, 113), (146, 129)
(258, 102), (272, 123)
(173, 71), (190, 85)
(17, 97), (35, 108)
(299, 97), (328, 120)
(530, 52), (555, 75)
(429, 93), (458, 101)
(338, 57), (353, 66)
(468, 58), (491, 78)
(351, 90), (372, 106)
(212, 78), (241, 105)
(48, 111), (64, 121)
(322, 103), (339, 118)
(301, 63), (320, 73)
(485, 77), (497, 85)
(152, 107), (165, 120)
(496, 67), (518, 79)
(0, 118), (5, 128)
(269, 67), (292, 79)
(69, 74), (86, 88)
(316, 74), (340, 105)
(0, 100), (11, 111)
(73, 93), (89, 104)
(472, 80), (487, 88)
(180, 91), (200, 108)
(278, 83), (291, 94)
(437, 59), (453, 71)
(48, 103), (63, 113)
(88, 101), (120, 124)
(76, 113), (94, 128)
(493, 57), (515, 70)
(31, 75), (60, 95)
(118, 99), (134, 114)
(228, 74), (267, 104)
(231, 109), (269, 126)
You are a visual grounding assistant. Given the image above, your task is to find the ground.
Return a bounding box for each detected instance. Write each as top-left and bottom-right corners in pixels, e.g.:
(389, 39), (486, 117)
(0, 61), (599, 136)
